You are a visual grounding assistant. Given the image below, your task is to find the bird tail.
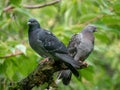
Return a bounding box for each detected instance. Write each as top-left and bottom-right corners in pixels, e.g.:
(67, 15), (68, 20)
(55, 53), (80, 77)
(58, 70), (72, 85)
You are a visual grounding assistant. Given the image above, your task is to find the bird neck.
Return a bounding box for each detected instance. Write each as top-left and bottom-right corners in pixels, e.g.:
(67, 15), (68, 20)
(83, 31), (94, 44)
(28, 25), (40, 32)
(81, 29), (90, 33)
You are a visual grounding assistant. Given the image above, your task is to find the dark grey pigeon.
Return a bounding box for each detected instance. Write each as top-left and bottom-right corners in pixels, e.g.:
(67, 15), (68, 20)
(58, 25), (97, 85)
(27, 18), (81, 77)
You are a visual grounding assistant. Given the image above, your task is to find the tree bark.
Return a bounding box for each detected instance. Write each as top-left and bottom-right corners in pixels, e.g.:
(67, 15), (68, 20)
(10, 58), (87, 90)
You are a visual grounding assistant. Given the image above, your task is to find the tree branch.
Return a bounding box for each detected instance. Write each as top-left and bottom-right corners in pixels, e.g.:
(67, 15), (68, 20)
(3, 0), (61, 12)
(0, 50), (23, 59)
(10, 59), (87, 90)
(71, 14), (104, 28)
(23, 0), (61, 9)
(82, 14), (104, 26)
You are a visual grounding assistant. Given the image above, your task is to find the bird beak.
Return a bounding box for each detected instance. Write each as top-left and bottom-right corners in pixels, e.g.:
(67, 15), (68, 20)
(27, 22), (31, 25)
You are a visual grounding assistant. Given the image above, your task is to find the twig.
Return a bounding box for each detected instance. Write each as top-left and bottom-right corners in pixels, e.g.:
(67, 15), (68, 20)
(3, 0), (61, 12)
(23, 0), (61, 9)
(70, 14), (105, 28)
(3, 5), (14, 12)
(71, 7), (114, 28)
(0, 50), (23, 59)
(82, 14), (104, 26)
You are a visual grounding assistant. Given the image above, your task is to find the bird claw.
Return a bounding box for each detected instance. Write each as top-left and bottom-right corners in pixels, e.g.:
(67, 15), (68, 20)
(39, 57), (49, 64)
(82, 62), (88, 67)
(44, 57), (49, 62)
(79, 61), (88, 68)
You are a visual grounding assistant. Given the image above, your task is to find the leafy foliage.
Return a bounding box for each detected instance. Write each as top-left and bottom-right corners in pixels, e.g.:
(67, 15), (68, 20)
(0, 0), (120, 90)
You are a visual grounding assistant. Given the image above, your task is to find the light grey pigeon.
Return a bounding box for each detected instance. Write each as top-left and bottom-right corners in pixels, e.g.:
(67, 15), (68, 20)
(58, 25), (97, 85)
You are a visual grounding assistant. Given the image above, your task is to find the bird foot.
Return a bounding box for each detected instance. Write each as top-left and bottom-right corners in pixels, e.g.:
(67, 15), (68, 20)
(39, 57), (49, 64)
(44, 57), (49, 62)
(79, 61), (88, 68)
(82, 62), (88, 67)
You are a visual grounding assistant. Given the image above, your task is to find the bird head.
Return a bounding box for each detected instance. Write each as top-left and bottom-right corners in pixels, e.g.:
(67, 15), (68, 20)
(27, 18), (40, 28)
(83, 25), (97, 33)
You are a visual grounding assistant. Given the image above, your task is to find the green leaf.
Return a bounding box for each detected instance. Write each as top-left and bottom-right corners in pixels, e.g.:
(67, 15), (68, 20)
(0, 59), (4, 64)
(15, 44), (26, 54)
(15, 8), (32, 17)
(0, 6), (3, 16)
(5, 60), (14, 80)
(80, 66), (94, 81)
(10, 0), (22, 6)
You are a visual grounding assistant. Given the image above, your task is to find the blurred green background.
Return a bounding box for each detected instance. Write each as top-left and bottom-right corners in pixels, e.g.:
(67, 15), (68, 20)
(0, 0), (120, 90)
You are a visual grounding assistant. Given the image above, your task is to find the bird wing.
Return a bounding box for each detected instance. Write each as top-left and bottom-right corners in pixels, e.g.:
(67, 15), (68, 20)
(38, 29), (68, 54)
(38, 29), (80, 77)
(68, 33), (82, 56)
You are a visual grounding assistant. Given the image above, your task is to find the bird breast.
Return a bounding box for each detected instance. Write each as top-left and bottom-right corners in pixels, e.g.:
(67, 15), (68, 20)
(79, 39), (93, 52)
(29, 30), (49, 57)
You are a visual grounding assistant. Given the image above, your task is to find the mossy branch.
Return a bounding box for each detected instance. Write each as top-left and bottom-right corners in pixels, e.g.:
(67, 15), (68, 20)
(10, 58), (87, 90)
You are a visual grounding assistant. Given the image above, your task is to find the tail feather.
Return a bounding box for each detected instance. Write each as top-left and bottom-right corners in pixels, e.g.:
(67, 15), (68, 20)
(58, 70), (72, 85)
(55, 53), (80, 77)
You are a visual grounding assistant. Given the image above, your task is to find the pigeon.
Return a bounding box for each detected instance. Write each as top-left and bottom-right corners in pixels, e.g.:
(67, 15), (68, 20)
(27, 18), (81, 77)
(58, 25), (97, 85)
